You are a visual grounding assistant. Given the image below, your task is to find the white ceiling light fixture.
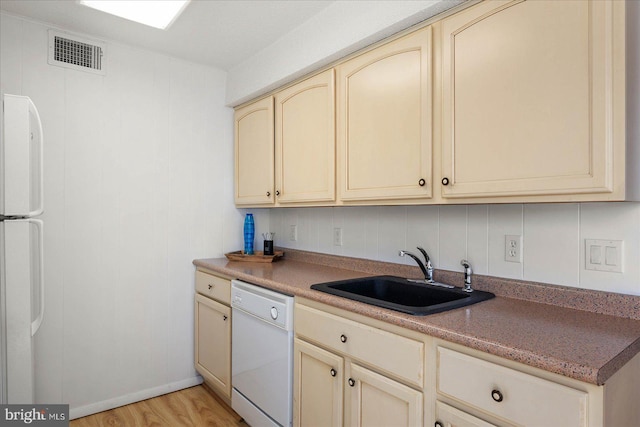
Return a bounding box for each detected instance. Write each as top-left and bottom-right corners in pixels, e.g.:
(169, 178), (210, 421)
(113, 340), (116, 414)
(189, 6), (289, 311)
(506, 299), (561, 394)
(79, 0), (190, 30)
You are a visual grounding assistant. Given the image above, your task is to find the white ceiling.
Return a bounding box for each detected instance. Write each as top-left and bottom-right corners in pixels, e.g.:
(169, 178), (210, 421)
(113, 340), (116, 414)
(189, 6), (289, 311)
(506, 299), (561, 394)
(0, 0), (334, 70)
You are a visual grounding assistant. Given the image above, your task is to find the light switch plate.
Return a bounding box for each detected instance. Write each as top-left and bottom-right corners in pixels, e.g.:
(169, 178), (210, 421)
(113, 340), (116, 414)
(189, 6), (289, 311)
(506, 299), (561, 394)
(585, 239), (623, 272)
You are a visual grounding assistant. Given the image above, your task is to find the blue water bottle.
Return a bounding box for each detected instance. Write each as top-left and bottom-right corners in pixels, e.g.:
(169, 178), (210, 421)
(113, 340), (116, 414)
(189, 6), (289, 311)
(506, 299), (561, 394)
(244, 213), (255, 255)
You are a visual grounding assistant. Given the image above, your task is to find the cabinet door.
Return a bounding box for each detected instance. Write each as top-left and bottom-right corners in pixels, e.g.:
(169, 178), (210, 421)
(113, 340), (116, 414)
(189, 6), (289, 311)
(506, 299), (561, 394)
(234, 96), (274, 205)
(195, 294), (231, 398)
(275, 70), (335, 204)
(440, 0), (622, 198)
(345, 362), (423, 427)
(294, 339), (344, 427)
(295, 303), (424, 389)
(337, 26), (432, 202)
(434, 401), (497, 427)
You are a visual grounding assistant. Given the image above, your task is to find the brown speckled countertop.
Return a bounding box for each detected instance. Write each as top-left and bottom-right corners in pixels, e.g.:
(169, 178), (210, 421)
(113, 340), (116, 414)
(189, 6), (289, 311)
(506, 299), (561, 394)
(193, 249), (640, 386)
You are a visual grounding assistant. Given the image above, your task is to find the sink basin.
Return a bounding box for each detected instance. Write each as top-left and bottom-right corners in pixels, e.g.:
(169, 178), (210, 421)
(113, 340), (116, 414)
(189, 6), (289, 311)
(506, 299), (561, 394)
(310, 275), (494, 315)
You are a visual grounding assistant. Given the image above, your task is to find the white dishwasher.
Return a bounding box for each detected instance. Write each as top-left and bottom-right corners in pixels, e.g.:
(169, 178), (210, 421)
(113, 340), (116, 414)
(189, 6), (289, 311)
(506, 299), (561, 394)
(231, 280), (294, 427)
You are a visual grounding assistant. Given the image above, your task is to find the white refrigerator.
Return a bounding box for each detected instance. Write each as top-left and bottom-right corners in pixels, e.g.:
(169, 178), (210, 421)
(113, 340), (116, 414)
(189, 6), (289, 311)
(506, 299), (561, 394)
(0, 94), (45, 404)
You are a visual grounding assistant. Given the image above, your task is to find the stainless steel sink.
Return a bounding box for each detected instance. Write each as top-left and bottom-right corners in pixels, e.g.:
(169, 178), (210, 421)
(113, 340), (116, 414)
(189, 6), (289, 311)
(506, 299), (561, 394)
(310, 275), (494, 315)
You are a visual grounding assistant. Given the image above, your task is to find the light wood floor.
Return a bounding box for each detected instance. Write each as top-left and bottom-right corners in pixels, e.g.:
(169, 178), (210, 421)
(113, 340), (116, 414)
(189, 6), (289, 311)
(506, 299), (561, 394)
(70, 385), (248, 427)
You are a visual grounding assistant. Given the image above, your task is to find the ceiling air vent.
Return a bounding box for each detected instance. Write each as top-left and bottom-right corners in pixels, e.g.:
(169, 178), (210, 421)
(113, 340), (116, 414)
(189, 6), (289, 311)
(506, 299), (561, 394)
(48, 30), (106, 75)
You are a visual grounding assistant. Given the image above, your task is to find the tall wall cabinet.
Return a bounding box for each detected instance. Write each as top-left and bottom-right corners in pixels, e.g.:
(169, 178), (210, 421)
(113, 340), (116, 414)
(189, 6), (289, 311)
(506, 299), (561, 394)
(275, 69), (335, 204)
(336, 26), (432, 202)
(439, 0), (625, 200)
(234, 0), (634, 206)
(234, 97), (274, 205)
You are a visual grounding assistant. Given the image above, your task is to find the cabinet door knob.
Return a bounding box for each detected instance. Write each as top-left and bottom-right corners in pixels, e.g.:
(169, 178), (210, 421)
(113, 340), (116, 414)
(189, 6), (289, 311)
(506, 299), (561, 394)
(330, 368), (336, 377)
(418, 178), (426, 187)
(491, 389), (504, 402)
(208, 284), (213, 290)
(441, 177), (450, 186)
(435, 422), (444, 427)
(223, 315), (228, 321)
(340, 334), (347, 343)
(348, 378), (355, 387)
(266, 191), (271, 197)
(276, 190), (280, 196)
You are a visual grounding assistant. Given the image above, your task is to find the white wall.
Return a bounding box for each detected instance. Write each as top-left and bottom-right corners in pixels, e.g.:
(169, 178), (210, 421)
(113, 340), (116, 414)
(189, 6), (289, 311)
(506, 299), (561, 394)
(1, 12), (243, 417)
(269, 203), (640, 296)
(226, 0), (464, 106)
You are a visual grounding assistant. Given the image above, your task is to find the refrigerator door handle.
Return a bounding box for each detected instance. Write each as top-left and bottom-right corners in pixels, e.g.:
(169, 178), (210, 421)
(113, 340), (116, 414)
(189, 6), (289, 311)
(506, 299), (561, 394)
(27, 98), (44, 217)
(29, 218), (44, 336)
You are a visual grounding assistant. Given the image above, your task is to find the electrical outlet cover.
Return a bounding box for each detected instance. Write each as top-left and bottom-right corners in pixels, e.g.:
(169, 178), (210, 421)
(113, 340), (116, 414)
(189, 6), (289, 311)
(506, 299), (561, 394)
(505, 235), (522, 263)
(333, 227), (343, 246)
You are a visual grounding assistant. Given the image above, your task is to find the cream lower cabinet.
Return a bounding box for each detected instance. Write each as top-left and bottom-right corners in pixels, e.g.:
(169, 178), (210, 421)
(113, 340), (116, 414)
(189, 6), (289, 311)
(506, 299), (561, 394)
(294, 338), (344, 427)
(295, 300), (640, 427)
(294, 340), (423, 427)
(435, 401), (496, 427)
(336, 25), (433, 203)
(438, 0), (627, 201)
(194, 270), (232, 402)
(294, 299), (425, 426)
(434, 343), (640, 427)
(437, 346), (588, 427)
(346, 362), (423, 426)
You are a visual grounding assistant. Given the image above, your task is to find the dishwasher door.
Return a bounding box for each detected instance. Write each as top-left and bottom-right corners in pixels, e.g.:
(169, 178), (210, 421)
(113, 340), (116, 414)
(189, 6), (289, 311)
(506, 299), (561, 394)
(231, 280), (294, 427)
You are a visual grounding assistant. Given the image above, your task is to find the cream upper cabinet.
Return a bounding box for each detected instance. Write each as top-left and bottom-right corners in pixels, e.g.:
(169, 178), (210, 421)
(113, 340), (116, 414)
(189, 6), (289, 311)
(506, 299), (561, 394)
(234, 96), (274, 205)
(337, 26), (433, 202)
(234, 0), (633, 205)
(439, 0), (626, 200)
(275, 70), (335, 204)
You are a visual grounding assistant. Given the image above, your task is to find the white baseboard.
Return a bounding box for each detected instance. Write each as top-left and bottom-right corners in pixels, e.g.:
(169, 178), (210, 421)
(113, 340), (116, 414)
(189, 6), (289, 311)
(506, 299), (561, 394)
(69, 376), (203, 420)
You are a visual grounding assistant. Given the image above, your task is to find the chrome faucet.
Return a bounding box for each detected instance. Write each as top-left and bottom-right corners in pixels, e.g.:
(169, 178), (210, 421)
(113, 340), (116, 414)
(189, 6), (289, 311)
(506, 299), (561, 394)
(399, 249), (428, 280)
(399, 248), (455, 289)
(416, 247), (434, 283)
(399, 247), (434, 283)
(460, 259), (473, 292)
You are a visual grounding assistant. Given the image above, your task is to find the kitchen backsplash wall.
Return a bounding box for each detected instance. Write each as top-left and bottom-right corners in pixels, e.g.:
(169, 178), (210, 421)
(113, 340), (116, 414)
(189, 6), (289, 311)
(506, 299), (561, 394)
(267, 203), (640, 296)
(1, 12), (241, 417)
